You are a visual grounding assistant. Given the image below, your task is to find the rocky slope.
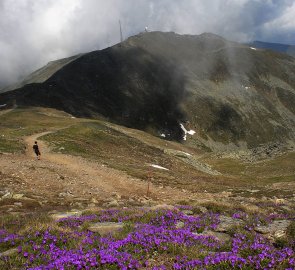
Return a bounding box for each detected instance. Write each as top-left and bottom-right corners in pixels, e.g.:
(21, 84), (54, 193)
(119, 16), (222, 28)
(1, 31), (295, 151)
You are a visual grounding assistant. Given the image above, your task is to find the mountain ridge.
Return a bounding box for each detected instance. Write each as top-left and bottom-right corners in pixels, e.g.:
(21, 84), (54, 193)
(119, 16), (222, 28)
(248, 40), (295, 57)
(1, 31), (295, 151)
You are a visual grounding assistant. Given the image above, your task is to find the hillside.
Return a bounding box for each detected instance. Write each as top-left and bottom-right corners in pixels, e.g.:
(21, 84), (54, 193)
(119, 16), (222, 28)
(1, 31), (295, 153)
(0, 107), (294, 269)
(0, 54), (83, 94)
(1, 107), (294, 208)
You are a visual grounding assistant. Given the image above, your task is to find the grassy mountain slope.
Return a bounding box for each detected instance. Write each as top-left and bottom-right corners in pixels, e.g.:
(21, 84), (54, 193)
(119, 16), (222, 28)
(1, 107), (294, 197)
(1, 32), (295, 151)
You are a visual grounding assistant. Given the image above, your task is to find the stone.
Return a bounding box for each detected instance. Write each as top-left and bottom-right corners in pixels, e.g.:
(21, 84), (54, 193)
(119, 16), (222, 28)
(195, 206), (208, 213)
(215, 215), (244, 232)
(128, 198), (135, 203)
(88, 222), (124, 236)
(13, 202), (22, 207)
(150, 204), (176, 211)
(0, 248), (18, 257)
(127, 198), (141, 206)
(103, 200), (119, 208)
(12, 193), (24, 199)
(254, 226), (270, 234)
(50, 211), (82, 221)
(254, 220), (291, 238)
(204, 231), (231, 242)
(182, 210), (194, 216)
(58, 192), (73, 198)
(73, 202), (83, 208)
(195, 230), (231, 243)
(274, 230), (286, 239)
(91, 198), (98, 204)
(140, 199), (151, 206)
(111, 193), (121, 200)
(176, 221), (185, 229)
(2, 192), (12, 199)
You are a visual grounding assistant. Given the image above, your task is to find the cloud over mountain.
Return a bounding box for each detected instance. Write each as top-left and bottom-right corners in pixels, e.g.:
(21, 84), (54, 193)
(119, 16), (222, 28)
(0, 0), (295, 86)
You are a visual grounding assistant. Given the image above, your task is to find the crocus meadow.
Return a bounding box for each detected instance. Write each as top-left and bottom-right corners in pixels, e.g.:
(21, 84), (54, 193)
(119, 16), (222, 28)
(0, 207), (294, 269)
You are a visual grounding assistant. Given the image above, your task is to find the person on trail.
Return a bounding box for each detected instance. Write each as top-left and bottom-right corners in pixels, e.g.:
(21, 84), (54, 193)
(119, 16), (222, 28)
(33, 141), (41, 160)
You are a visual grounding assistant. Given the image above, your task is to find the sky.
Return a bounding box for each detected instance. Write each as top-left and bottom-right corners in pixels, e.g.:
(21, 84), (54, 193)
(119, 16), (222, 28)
(0, 0), (295, 87)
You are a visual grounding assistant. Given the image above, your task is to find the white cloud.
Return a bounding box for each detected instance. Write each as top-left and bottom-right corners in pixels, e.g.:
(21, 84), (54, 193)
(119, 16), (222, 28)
(263, 1), (295, 30)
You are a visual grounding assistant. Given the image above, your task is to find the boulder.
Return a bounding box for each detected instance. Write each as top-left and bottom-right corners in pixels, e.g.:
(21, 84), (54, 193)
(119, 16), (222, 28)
(50, 210), (82, 221)
(215, 215), (244, 232)
(181, 210), (194, 216)
(194, 206), (208, 213)
(88, 222), (124, 236)
(2, 192), (12, 199)
(150, 204), (176, 211)
(254, 220), (291, 238)
(176, 221), (185, 229)
(91, 198), (98, 204)
(0, 248), (18, 257)
(12, 194), (24, 199)
(201, 231), (231, 242)
(103, 200), (120, 208)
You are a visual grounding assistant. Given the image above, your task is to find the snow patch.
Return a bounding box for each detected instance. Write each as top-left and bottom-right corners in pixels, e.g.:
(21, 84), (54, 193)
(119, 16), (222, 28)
(160, 133), (166, 138)
(180, 124), (196, 141)
(150, 164), (169, 171)
(250, 47), (257, 50)
(187, 130), (196, 135)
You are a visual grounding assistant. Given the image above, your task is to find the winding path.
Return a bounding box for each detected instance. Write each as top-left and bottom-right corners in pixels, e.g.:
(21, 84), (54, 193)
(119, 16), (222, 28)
(21, 129), (192, 202)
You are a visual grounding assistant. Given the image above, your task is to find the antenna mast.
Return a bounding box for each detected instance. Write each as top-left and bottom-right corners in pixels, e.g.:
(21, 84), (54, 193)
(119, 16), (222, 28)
(119, 20), (123, 43)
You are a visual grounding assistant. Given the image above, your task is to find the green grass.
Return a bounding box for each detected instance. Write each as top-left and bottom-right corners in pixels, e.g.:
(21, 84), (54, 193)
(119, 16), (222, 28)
(203, 152), (295, 187)
(44, 121), (266, 193)
(0, 107), (80, 153)
(1, 107), (294, 196)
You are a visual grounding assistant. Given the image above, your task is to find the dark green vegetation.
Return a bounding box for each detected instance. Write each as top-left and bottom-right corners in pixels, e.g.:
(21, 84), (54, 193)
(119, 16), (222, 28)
(1, 32), (295, 149)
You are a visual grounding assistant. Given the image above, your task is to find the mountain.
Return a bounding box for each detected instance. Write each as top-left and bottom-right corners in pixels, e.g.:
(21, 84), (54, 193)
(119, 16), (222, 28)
(0, 54), (82, 94)
(249, 40), (295, 57)
(1, 31), (295, 152)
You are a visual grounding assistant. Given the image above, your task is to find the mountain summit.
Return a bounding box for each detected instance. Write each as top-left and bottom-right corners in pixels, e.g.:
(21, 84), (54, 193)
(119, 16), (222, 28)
(1, 31), (295, 150)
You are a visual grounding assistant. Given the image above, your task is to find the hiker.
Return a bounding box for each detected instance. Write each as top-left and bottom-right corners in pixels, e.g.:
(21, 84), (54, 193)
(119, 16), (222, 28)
(33, 141), (41, 160)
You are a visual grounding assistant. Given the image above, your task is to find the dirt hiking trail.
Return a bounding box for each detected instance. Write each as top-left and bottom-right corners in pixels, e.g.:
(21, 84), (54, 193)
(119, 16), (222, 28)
(23, 130), (154, 197)
(0, 128), (217, 212)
